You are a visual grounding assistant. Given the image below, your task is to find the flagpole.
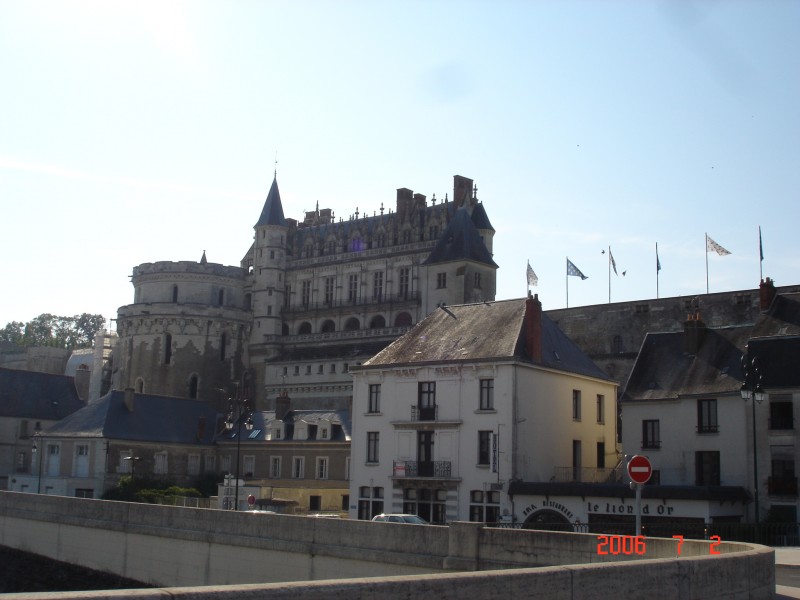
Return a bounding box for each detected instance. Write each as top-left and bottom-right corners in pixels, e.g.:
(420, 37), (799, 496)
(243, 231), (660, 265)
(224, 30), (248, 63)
(566, 257), (569, 309)
(705, 233), (709, 294)
(608, 246), (611, 304)
(656, 242), (659, 299)
(758, 226), (763, 282)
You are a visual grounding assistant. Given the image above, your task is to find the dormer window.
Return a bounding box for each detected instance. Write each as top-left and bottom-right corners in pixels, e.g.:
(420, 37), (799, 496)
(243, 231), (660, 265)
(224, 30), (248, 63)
(270, 421), (283, 440)
(294, 421), (308, 441)
(318, 418), (332, 440)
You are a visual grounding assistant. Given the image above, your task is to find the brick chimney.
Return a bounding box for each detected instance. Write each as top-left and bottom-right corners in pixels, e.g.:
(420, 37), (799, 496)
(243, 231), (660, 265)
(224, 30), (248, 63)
(683, 311), (707, 355)
(453, 175), (473, 210)
(274, 389), (291, 421)
(525, 292), (542, 362)
(396, 188), (414, 222)
(760, 277), (777, 311)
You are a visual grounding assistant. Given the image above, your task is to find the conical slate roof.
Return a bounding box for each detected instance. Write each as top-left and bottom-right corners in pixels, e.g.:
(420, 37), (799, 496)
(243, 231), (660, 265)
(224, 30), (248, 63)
(255, 177), (287, 227)
(423, 207), (497, 267)
(470, 202), (494, 231)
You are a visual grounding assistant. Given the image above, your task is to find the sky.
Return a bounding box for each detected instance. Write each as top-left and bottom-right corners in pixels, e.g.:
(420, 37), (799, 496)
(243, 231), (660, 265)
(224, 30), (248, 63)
(1, 0), (798, 330)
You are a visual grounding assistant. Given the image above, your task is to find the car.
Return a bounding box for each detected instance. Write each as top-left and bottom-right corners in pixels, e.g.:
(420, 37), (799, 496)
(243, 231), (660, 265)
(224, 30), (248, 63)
(371, 513), (428, 524)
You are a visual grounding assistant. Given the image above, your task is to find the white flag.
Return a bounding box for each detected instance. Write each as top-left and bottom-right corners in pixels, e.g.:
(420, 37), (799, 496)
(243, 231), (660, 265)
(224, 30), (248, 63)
(526, 263), (538, 286)
(706, 234), (731, 256)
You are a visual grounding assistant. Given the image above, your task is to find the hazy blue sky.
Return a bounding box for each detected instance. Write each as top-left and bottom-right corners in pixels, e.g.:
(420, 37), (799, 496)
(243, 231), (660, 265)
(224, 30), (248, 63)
(1, 0), (798, 329)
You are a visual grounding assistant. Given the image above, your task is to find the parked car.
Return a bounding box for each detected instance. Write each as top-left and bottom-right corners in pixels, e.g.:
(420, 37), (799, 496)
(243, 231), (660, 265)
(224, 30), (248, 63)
(371, 513), (428, 524)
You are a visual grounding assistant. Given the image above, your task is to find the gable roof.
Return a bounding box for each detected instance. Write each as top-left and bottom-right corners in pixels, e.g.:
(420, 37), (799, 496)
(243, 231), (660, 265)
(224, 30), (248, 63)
(217, 409), (352, 442)
(0, 367), (85, 420)
(423, 207), (498, 267)
(361, 298), (611, 381)
(43, 390), (220, 444)
(255, 177), (287, 228)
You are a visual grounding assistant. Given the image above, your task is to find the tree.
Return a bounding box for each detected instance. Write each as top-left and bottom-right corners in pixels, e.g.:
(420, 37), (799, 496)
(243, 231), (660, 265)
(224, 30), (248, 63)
(1, 313), (106, 351)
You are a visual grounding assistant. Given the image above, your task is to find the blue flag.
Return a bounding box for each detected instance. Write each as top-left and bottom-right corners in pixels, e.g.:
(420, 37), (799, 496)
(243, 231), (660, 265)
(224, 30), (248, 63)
(567, 258), (588, 280)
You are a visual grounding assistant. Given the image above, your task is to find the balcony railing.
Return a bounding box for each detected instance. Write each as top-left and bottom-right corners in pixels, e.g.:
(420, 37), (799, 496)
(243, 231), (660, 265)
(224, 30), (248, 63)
(768, 476), (798, 496)
(411, 404), (438, 421)
(552, 466), (626, 484)
(696, 425), (719, 434)
(641, 439), (662, 449)
(282, 291), (421, 316)
(392, 460), (452, 479)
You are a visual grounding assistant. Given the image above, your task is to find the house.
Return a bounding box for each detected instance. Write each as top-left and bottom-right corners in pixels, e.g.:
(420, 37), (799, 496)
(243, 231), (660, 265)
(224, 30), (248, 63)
(348, 293), (618, 524)
(619, 280), (800, 527)
(0, 367), (85, 491)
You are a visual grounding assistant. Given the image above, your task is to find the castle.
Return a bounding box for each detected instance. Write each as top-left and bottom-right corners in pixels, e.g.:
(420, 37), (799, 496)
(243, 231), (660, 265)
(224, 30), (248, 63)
(112, 174), (498, 410)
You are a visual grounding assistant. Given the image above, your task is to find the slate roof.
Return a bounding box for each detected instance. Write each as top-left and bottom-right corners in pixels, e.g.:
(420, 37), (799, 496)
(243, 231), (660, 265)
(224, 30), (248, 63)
(361, 298), (612, 381)
(43, 390), (220, 444)
(268, 341), (390, 362)
(0, 367), (85, 420)
(470, 202), (494, 231)
(255, 177), (287, 227)
(622, 291), (800, 403)
(422, 207), (498, 267)
(217, 409), (352, 442)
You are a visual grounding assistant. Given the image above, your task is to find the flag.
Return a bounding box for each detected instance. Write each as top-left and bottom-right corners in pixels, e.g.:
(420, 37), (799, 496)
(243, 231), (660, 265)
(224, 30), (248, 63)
(759, 226), (764, 262)
(567, 258), (588, 280)
(526, 262), (538, 286)
(609, 248), (618, 275)
(706, 234), (731, 256)
(657, 254), (661, 272)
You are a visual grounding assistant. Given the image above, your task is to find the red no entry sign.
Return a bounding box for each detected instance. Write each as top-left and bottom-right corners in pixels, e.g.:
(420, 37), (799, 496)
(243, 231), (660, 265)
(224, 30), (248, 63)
(627, 455), (652, 484)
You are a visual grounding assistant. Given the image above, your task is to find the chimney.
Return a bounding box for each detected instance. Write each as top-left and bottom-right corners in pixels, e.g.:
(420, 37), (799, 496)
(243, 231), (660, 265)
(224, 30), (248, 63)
(683, 312), (707, 355)
(760, 277), (776, 311)
(453, 175), (473, 210)
(525, 292), (542, 362)
(396, 188), (413, 222)
(274, 389), (291, 421)
(123, 388), (135, 412)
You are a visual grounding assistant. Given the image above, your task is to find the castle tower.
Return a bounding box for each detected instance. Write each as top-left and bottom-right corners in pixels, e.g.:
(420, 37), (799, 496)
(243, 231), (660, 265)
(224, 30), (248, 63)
(248, 177), (289, 405)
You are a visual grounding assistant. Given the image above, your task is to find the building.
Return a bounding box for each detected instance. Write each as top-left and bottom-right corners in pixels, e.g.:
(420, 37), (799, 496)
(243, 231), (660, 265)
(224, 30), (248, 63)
(113, 174), (497, 411)
(0, 367), (86, 491)
(620, 280), (800, 526)
(348, 294), (618, 524)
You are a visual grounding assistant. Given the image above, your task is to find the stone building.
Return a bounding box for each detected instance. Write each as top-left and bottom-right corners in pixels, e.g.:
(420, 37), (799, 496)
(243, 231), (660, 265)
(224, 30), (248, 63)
(113, 174), (498, 410)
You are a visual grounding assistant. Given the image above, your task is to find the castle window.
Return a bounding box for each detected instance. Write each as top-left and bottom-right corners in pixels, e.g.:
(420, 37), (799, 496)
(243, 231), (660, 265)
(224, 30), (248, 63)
(135, 378), (145, 393)
(321, 320), (335, 333)
(348, 274), (358, 302)
(294, 366), (300, 376)
(429, 226), (439, 240)
(220, 333), (227, 361)
(328, 240), (336, 255)
(325, 277), (335, 304)
(398, 267), (410, 299)
(218, 289), (224, 306)
(402, 230), (412, 244)
(188, 374), (198, 399)
(302, 281), (311, 306)
(474, 272), (482, 289)
(373, 272), (384, 300)
(164, 334), (172, 365)
(270, 250), (275, 259)
(267, 305), (272, 315)
(172, 286), (178, 303)
(298, 322), (312, 335)
(436, 273), (447, 289)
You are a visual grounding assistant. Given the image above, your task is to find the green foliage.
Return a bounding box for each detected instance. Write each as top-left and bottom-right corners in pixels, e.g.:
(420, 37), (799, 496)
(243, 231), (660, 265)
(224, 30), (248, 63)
(0, 313), (106, 350)
(102, 475), (206, 504)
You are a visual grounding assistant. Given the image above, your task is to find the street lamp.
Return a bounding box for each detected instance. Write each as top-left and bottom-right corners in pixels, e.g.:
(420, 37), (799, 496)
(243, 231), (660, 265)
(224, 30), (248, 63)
(741, 354), (766, 525)
(31, 430), (43, 494)
(225, 388), (253, 511)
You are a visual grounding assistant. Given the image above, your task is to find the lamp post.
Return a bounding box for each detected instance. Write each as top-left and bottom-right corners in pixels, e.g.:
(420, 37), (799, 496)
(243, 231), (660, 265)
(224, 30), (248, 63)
(741, 354), (766, 525)
(31, 431), (43, 494)
(225, 387), (253, 511)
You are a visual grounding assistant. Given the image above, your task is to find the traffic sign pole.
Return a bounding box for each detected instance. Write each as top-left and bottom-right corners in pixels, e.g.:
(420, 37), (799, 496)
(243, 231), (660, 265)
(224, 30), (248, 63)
(634, 483), (642, 535)
(627, 455), (652, 535)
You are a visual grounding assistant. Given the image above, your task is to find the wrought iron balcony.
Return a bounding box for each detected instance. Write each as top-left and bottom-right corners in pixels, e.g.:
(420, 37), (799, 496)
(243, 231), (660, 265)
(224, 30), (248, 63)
(411, 404), (438, 421)
(392, 460), (452, 479)
(768, 476), (798, 496)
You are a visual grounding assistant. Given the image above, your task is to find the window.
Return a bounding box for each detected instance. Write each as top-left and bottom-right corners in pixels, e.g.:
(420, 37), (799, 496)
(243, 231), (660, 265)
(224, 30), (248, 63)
(596, 395), (604, 423)
(368, 384), (381, 413)
(597, 442), (605, 469)
(348, 274), (358, 302)
(316, 457), (329, 480)
(373, 271), (384, 300)
(301, 281), (311, 307)
(243, 455), (255, 478)
(695, 451), (720, 485)
(418, 382), (436, 420)
(220, 333), (227, 361)
(154, 452), (168, 475)
(436, 272), (447, 289)
(324, 277), (335, 304)
(429, 225), (439, 240)
(469, 490), (500, 523)
(697, 399), (718, 433)
(292, 456), (305, 479)
(398, 267), (410, 299)
(221, 455), (231, 473)
(187, 454), (200, 476)
(770, 398), (794, 430)
(572, 440), (581, 481)
(367, 432), (379, 463)
(75, 489), (94, 499)
(218, 289), (224, 306)
(46, 444), (60, 477)
(474, 272), (482, 289)
(478, 431), (492, 465)
(572, 390), (581, 421)
(284, 284), (292, 307)
(479, 379), (494, 410)
(770, 459), (797, 495)
(164, 333), (172, 365)
(205, 455), (216, 473)
(309, 495), (322, 511)
(642, 420), (661, 449)
(269, 456), (281, 478)
(172, 285), (178, 303)
(357, 486), (384, 520)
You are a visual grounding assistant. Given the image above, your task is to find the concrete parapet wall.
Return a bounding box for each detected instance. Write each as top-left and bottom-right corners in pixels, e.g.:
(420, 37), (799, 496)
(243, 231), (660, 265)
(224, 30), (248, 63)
(0, 492), (774, 598)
